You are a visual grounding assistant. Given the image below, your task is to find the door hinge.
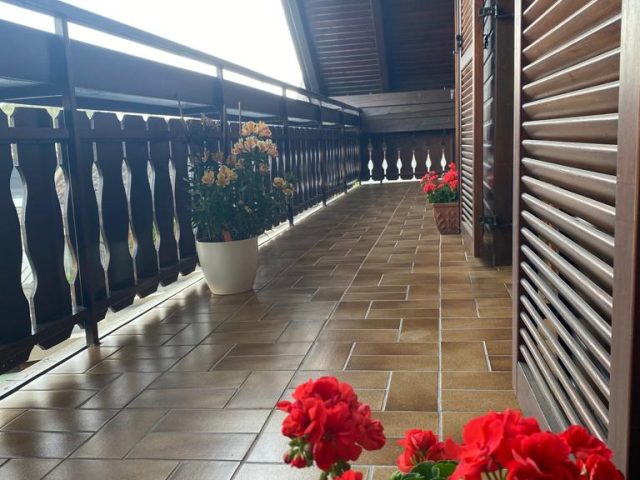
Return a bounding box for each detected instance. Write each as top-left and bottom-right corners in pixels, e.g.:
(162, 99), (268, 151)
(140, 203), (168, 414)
(455, 34), (463, 53)
(479, 215), (512, 229)
(478, 5), (514, 19)
(478, 6), (496, 17)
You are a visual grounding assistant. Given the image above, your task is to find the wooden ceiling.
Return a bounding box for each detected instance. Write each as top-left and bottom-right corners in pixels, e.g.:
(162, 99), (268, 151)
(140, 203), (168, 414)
(283, 0), (455, 96)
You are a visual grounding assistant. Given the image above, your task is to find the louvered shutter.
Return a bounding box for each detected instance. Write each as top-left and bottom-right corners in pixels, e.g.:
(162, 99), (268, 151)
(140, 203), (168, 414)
(457, 0), (483, 255)
(513, 0), (621, 443)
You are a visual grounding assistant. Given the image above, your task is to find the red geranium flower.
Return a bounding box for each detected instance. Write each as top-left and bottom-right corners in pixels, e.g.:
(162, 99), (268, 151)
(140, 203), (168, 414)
(560, 426), (612, 461)
(451, 410), (540, 479)
(506, 432), (580, 480)
(313, 402), (362, 470)
(356, 404), (385, 451)
(396, 429), (460, 472)
(581, 454), (624, 480)
(335, 470), (363, 480)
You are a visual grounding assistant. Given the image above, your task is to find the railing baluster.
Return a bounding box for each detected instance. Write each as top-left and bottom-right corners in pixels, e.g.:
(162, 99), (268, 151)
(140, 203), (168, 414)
(147, 117), (179, 285)
(123, 115), (159, 295)
(0, 104), (31, 358)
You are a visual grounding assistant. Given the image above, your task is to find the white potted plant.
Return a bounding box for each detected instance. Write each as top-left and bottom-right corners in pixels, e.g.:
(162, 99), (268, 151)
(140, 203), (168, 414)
(188, 120), (294, 295)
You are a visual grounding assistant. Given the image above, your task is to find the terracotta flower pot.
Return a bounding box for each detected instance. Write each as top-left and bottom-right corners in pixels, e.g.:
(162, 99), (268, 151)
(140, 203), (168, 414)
(432, 202), (460, 234)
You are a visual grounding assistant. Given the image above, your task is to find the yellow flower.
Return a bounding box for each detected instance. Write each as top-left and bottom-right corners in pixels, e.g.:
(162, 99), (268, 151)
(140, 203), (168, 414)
(240, 121), (257, 137)
(256, 121), (272, 138)
(283, 186), (294, 197)
(216, 165), (237, 187)
(273, 177), (287, 189)
(235, 158), (246, 169)
(201, 170), (215, 185)
(259, 162), (270, 174)
(244, 137), (258, 151)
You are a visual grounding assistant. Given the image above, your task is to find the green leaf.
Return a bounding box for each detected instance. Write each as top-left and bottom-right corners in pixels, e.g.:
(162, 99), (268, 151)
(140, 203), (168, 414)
(431, 461), (457, 479)
(410, 462), (436, 478)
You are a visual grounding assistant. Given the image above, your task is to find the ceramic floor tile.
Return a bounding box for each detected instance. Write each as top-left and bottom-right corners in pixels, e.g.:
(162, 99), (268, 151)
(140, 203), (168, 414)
(214, 355), (303, 371)
(385, 372), (438, 411)
(0, 390), (96, 409)
(347, 355), (438, 371)
(81, 373), (161, 409)
(149, 371), (250, 390)
(0, 459), (60, 480)
(300, 342), (353, 370)
(442, 390), (519, 412)
(153, 409), (269, 433)
(129, 388), (236, 409)
(4, 409), (117, 432)
(168, 461), (238, 480)
(44, 459), (178, 480)
(72, 409), (167, 459)
(226, 371), (294, 408)
(0, 431), (90, 458)
(128, 432), (255, 460)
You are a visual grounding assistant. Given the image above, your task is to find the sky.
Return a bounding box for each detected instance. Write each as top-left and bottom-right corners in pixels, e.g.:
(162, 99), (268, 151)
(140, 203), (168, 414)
(0, 0), (304, 90)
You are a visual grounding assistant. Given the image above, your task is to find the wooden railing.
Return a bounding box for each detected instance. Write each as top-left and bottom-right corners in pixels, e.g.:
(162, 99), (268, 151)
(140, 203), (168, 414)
(361, 131), (454, 182)
(0, 0), (360, 371)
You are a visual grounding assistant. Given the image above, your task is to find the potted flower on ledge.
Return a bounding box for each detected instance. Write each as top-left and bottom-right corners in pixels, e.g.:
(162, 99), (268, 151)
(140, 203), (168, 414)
(420, 163), (460, 235)
(188, 120), (294, 295)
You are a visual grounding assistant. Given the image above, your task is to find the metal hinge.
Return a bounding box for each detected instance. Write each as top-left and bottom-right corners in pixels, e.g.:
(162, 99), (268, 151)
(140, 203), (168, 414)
(479, 215), (512, 229)
(478, 5), (514, 19)
(455, 34), (463, 53)
(478, 6), (496, 17)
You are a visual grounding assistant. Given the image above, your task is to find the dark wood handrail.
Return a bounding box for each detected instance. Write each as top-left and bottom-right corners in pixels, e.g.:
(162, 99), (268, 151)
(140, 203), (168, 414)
(4, 0), (359, 115)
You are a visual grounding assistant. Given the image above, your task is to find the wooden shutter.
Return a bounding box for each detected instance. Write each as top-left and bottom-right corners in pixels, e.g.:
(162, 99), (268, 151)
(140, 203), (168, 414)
(457, 0), (483, 255)
(481, 0), (514, 265)
(513, 0), (621, 447)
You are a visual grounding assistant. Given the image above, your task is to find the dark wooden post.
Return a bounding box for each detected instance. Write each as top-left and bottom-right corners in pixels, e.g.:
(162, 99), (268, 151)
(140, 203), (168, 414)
(318, 102), (327, 206)
(280, 89), (294, 226)
(215, 68), (228, 156)
(52, 16), (99, 345)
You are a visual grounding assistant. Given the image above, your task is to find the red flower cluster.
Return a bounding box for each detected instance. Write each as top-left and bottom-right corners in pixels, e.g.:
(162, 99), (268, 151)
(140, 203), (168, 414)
(420, 162), (458, 193)
(396, 429), (460, 472)
(394, 410), (624, 480)
(278, 376), (386, 476)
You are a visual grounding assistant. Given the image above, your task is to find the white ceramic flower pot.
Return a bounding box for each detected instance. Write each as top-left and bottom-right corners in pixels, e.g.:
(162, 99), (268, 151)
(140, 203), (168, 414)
(196, 236), (258, 295)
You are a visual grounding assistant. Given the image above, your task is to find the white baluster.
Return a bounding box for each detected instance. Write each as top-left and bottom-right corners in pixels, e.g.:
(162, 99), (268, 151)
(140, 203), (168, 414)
(396, 147), (402, 179)
(426, 148), (432, 172)
(367, 139), (373, 180)
(411, 148), (417, 178)
(381, 142), (388, 182)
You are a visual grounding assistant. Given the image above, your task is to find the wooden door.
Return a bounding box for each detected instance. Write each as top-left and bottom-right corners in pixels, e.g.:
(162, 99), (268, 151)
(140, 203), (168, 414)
(457, 0), (483, 256)
(511, 0), (634, 472)
(480, 0), (514, 266)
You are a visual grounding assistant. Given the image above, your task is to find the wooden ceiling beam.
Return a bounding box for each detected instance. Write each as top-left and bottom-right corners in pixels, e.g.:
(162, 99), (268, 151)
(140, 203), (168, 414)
(370, 0), (390, 92)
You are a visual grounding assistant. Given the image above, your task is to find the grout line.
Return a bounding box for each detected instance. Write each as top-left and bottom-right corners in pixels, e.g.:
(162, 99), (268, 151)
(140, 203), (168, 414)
(482, 341), (493, 372)
(381, 371), (394, 412)
(343, 342), (357, 370)
(437, 231), (444, 438)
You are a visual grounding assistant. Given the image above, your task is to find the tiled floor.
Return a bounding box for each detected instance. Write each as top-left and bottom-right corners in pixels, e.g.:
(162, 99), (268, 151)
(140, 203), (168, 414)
(0, 183), (517, 479)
